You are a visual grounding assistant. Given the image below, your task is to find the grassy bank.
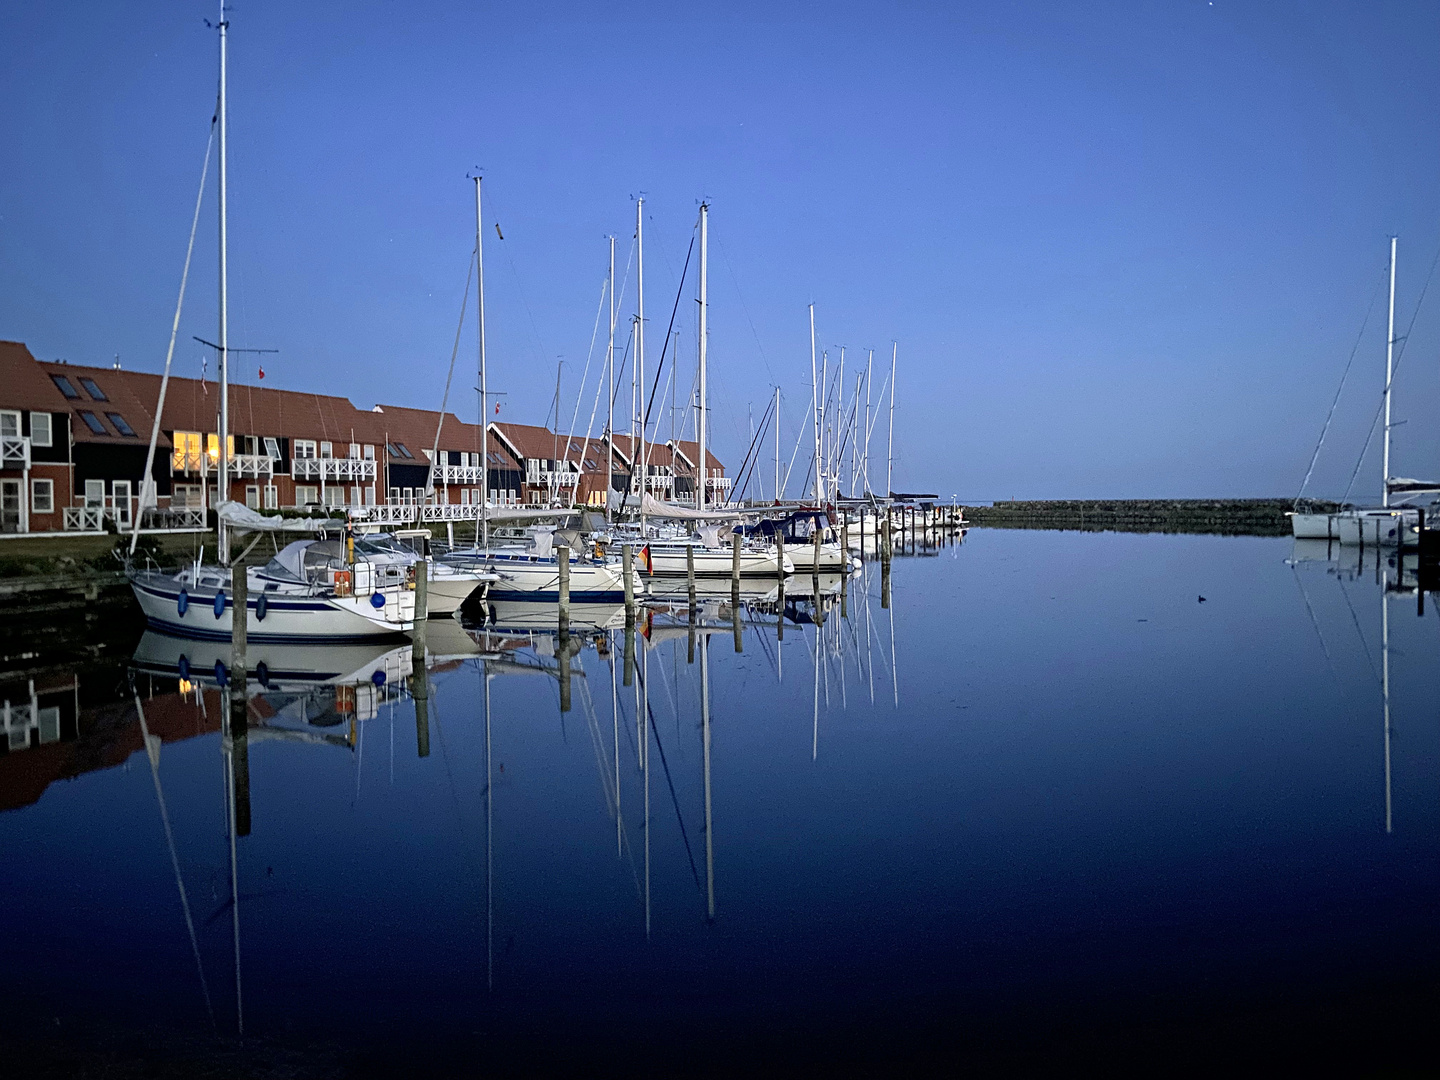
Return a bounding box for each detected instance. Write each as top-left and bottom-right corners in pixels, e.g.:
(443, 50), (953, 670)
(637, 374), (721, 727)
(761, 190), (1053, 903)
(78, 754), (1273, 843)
(960, 499), (1329, 537)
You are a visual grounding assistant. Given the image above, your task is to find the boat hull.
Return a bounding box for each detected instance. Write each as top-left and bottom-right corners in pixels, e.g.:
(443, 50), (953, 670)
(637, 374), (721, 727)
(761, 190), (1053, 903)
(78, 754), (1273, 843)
(642, 545), (791, 577)
(1333, 509), (1417, 547)
(1288, 512), (1335, 540)
(130, 571), (413, 643)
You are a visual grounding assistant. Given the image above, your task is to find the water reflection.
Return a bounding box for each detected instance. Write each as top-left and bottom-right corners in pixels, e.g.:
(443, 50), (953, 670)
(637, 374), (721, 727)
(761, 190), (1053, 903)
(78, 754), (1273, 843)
(6, 526), (1440, 1070)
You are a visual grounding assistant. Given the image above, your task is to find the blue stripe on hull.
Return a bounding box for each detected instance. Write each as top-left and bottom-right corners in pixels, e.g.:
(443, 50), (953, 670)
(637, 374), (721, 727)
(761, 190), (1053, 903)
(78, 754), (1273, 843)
(143, 616), (407, 645)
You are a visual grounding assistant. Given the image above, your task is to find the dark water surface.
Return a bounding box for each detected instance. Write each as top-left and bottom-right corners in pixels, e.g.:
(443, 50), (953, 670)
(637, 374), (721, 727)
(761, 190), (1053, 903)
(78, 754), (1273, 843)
(3, 530), (1438, 1074)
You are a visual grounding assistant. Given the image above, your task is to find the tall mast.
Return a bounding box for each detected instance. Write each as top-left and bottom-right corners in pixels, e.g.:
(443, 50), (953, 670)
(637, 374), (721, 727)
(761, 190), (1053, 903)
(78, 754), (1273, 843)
(607, 235), (615, 523)
(887, 342), (896, 497)
(864, 348), (873, 496)
(809, 305), (822, 506)
(636, 199), (646, 530)
(475, 176), (489, 546)
(217, 0), (230, 559)
(697, 202), (708, 514)
(774, 386), (781, 503)
(836, 347), (845, 501)
(1382, 235), (1397, 508)
(820, 350), (828, 504)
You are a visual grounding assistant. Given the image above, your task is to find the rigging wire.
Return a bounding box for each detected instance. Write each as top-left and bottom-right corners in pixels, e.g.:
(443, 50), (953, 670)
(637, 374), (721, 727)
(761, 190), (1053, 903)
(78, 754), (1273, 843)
(1294, 264), (1387, 505)
(427, 246), (478, 489)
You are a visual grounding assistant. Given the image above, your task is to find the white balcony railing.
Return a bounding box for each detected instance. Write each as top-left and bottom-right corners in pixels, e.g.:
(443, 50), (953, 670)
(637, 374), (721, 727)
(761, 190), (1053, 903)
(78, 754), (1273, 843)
(432, 463), (485, 485)
(63, 506), (105, 531)
(292, 457), (377, 481)
(1, 434), (31, 470)
(349, 504), (418, 525)
(230, 454), (274, 478)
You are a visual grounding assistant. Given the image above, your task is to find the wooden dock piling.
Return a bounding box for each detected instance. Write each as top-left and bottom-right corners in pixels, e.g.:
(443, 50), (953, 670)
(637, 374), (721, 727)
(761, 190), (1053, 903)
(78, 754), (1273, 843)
(557, 545), (570, 642)
(623, 545), (635, 628)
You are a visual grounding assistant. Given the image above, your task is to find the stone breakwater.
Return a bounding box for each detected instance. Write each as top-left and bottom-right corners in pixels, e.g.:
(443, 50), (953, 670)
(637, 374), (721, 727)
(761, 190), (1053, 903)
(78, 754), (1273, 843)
(960, 499), (1330, 537)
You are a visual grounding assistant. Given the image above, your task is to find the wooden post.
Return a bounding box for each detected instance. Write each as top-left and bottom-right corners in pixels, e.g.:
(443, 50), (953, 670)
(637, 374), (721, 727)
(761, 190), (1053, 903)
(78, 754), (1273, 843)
(776, 571), (784, 642)
(412, 558), (429, 652)
(730, 532), (741, 588)
(687, 544), (696, 611)
(229, 557), (247, 702)
(623, 622), (636, 688)
(732, 595), (743, 654)
(623, 544), (635, 627)
(557, 544), (570, 642)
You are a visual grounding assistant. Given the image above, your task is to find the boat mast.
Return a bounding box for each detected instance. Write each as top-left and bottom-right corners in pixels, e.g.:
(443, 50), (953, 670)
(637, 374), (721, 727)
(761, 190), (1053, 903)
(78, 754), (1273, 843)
(607, 235), (615, 523)
(774, 386), (781, 502)
(1382, 235), (1397, 509)
(809, 305), (821, 506)
(887, 342), (896, 497)
(636, 198), (645, 530)
(697, 202), (708, 514)
(836, 347), (844, 501)
(475, 176), (489, 546)
(864, 348), (873, 496)
(217, 0), (231, 560)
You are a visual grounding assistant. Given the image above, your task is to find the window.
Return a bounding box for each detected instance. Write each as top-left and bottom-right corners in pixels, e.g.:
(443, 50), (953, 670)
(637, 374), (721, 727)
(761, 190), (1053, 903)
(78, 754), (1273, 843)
(78, 377), (107, 401)
(245, 485), (260, 510)
(320, 441), (333, 458)
(264, 437), (281, 459)
(394, 442), (413, 459)
(263, 484), (278, 510)
(364, 486), (375, 506)
(173, 484), (202, 509)
(29, 413), (52, 448)
(294, 439), (317, 459)
(488, 451), (504, 464)
(0, 410), (18, 438)
(205, 433), (233, 460)
(388, 487), (400, 503)
(295, 485), (319, 506)
(31, 478), (53, 513)
(38, 706), (60, 745)
(584, 458), (597, 470)
(363, 444), (375, 460)
(325, 487), (345, 508)
(172, 431), (201, 471)
(105, 412), (137, 437)
(402, 487), (414, 504)
(460, 488), (470, 506)
(386, 443), (400, 458)
(84, 480), (104, 507)
(50, 374), (80, 399)
(348, 442), (360, 460)
(77, 410), (107, 435)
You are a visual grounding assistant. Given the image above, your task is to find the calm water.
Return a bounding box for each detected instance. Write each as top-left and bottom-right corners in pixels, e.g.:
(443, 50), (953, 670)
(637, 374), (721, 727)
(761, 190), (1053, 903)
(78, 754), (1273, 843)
(3, 529), (1438, 1073)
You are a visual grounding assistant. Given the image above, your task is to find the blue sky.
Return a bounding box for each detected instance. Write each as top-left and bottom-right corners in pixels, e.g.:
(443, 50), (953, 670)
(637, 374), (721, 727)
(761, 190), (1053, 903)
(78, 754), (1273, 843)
(3, 1), (1439, 499)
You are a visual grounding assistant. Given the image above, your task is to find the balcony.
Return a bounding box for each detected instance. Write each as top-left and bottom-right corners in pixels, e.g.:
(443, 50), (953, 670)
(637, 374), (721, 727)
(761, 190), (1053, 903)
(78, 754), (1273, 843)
(432, 463), (485, 485)
(525, 468), (581, 487)
(292, 457), (377, 481)
(1, 434), (31, 470)
(230, 453), (274, 478)
(63, 506), (105, 531)
(170, 451), (274, 477)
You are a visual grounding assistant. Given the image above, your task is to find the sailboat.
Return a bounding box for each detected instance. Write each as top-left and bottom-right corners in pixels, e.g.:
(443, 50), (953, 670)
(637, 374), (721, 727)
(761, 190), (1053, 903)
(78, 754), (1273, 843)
(127, 11), (415, 641)
(1294, 237), (1434, 546)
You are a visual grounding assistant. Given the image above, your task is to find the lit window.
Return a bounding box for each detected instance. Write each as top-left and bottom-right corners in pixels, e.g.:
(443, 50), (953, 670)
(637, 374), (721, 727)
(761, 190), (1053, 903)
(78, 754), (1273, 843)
(31, 478), (54, 513)
(105, 412), (136, 437)
(78, 378), (107, 401)
(50, 375), (80, 399)
(77, 411), (107, 435)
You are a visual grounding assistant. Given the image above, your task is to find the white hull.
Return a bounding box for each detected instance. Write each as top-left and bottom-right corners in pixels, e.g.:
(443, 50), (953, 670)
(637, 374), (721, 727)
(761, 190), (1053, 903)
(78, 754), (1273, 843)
(1288, 512), (1335, 540)
(130, 568), (414, 642)
(783, 540), (856, 573)
(1333, 509), (1417, 547)
(422, 566), (491, 615)
(642, 544), (791, 578)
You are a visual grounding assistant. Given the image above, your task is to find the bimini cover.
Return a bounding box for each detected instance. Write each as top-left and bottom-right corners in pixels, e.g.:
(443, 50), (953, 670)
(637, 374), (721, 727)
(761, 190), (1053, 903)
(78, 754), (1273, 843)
(216, 500), (340, 533)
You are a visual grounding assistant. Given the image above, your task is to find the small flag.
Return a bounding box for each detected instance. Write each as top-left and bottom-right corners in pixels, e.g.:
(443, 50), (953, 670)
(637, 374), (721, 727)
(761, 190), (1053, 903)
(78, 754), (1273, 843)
(641, 609), (653, 640)
(640, 544), (652, 574)
(258, 366), (265, 380)
(200, 356), (208, 395)
(495, 401), (501, 415)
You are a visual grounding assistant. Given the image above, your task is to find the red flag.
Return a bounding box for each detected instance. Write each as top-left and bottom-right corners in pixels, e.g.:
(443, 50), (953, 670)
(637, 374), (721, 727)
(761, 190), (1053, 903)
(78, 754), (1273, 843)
(494, 401), (501, 415)
(258, 366), (265, 380)
(640, 544), (652, 574)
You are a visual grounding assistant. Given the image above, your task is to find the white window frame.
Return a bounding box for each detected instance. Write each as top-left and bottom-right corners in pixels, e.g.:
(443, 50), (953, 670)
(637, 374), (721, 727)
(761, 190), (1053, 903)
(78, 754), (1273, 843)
(245, 484), (260, 510)
(295, 485), (319, 506)
(348, 442), (361, 460)
(29, 412), (52, 448)
(320, 441), (333, 459)
(0, 410), (19, 438)
(84, 479), (104, 507)
(264, 437), (281, 459)
(294, 439), (317, 460)
(31, 478), (53, 513)
(363, 444), (375, 461)
(263, 484), (278, 510)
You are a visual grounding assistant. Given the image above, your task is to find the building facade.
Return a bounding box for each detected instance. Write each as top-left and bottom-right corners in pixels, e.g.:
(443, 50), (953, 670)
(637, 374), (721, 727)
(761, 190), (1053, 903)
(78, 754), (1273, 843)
(0, 340), (725, 534)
